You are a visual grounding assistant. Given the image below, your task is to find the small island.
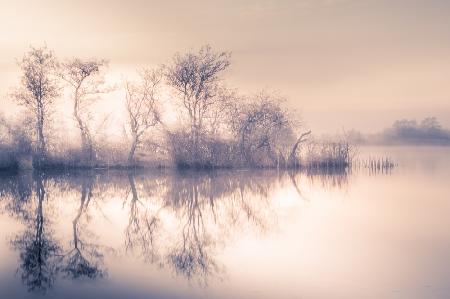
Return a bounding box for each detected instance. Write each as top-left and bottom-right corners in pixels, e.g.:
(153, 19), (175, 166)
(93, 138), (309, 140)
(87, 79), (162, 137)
(1, 46), (355, 172)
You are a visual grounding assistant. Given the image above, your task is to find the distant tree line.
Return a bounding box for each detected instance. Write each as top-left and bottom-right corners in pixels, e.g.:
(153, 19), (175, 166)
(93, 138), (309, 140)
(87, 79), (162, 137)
(1, 45), (354, 170)
(346, 117), (450, 145)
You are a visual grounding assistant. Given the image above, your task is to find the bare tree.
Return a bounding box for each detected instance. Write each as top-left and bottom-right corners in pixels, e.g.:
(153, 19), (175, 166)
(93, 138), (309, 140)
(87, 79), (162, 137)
(231, 92), (291, 166)
(125, 68), (162, 165)
(11, 46), (59, 165)
(206, 87), (239, 136)
(287, 130), (311, 167)
(165, 45), (231, 154)
(61, 58), (108, 165)
(229, 92), (311, 167)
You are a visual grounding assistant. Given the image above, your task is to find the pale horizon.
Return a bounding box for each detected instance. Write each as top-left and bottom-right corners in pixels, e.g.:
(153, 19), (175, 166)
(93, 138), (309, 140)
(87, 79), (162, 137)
(1, 0), (450, 134)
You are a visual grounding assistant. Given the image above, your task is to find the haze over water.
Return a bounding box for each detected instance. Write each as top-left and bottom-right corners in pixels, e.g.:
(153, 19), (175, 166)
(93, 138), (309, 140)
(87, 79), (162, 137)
(1, 1), (450, 298)
(1, 146), (449, 299)
(2, 0), (450, 132)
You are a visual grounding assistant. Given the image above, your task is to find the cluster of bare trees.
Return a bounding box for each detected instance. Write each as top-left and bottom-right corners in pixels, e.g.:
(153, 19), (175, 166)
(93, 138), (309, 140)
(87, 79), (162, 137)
(3, 45), (319, 170)
(164, 46), (314, 169)
(5, 46), (162, 168)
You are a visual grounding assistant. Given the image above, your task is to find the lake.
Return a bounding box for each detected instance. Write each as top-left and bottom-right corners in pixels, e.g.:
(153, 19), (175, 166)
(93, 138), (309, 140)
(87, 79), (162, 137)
(0, 146), (449, 299)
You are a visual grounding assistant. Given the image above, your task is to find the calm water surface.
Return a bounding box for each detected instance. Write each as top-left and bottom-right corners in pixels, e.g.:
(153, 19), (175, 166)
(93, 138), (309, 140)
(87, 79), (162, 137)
(0, 146), (449, 299)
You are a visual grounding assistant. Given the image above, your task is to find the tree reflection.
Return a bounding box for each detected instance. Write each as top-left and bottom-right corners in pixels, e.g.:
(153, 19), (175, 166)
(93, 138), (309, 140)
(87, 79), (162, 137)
(166, 173), (220, 285)
(0, 172), (33, 221)
(0, 168), (354, 294)
(124, 172), (162, 264)
(122, 170), (281, 286)
(10, 172), (61, 293)
(61, 174), (106, 280)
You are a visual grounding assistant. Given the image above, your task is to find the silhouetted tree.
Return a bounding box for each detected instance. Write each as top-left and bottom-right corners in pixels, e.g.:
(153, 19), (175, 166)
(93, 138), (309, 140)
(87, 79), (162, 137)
(125, 69), (162, 165)
(11, 46), (59, 167)
(231, 92), (291, 166)
(166, 45), (231, 157)
(61, 58), (108, 165)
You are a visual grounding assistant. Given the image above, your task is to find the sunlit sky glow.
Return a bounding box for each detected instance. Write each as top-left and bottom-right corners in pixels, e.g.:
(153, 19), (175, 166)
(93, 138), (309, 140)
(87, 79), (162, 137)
(1, 0), (450, 133)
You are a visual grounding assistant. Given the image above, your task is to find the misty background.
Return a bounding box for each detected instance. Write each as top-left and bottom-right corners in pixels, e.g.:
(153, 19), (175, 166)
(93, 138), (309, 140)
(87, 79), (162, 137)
(1, 0), (450, 134)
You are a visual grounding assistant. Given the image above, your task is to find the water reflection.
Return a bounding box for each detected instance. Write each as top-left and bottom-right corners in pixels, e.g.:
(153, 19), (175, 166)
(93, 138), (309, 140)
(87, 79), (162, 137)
(123, 170), (281, 286)
(60, 174), (106, 280)
(124, 172), (162, 264)
(0, 168), (360, 295)
(10, 173), (61, 293)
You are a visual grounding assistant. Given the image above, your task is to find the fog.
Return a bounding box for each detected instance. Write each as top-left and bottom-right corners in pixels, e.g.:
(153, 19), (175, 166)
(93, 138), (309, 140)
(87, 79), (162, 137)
(2, 2), (450, 299)
(1, 0), (450, 133)
(346, 117), (450, 145)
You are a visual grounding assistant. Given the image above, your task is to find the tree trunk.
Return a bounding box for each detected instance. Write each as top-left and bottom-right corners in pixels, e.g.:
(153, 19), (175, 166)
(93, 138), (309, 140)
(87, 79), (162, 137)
(128, 135), (138, 166)
(74, 88), (94, 166)
(288, 130), (311, 167)
(33, 102), (46, 168)
(80, 128), (93, 165)
(37, 104), (46, 155)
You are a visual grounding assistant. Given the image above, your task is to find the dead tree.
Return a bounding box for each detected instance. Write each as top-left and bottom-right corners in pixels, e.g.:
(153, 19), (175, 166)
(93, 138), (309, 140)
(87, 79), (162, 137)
(125, 68), (162, 166)
(287, 130), (311, 167)
(61, 58), (108, 165)
(11, 46), (59, 166)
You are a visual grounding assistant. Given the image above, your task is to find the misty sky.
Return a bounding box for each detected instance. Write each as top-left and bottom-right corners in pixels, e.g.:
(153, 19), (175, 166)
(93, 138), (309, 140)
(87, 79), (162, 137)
(1, 0), (450, 133)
